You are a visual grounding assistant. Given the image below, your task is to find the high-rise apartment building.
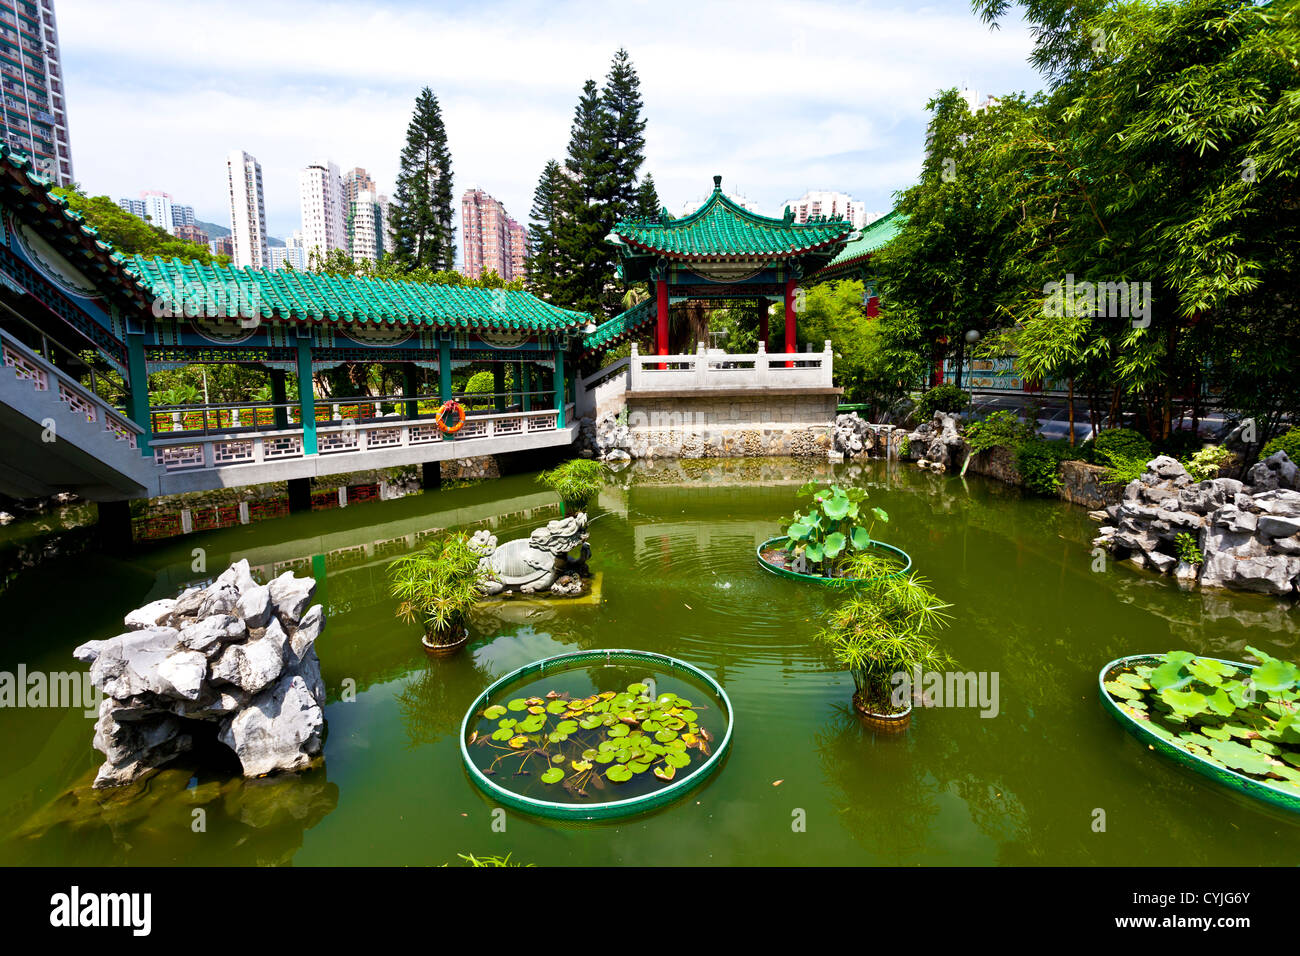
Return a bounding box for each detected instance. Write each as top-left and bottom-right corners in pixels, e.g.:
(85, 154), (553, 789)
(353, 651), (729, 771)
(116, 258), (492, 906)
(342, 167), (375, 210)
(781, 190), (869, 230)
(461, 188), (527, 282)
(347, 190), (388, 263)
(141, 190), (174, 234)
(171, 203), (195, 230)
(0, 0), (73, 186)
(117, 196), (146, 218)
(299, 159), (346, 265)
(175, 222), (208, 246)
(270, 231), (308, 271)
(226, 149), (269, 269)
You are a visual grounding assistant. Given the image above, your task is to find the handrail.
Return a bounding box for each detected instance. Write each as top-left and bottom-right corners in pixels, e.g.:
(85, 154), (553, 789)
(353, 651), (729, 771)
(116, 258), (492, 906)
(0, 327), (144, 435)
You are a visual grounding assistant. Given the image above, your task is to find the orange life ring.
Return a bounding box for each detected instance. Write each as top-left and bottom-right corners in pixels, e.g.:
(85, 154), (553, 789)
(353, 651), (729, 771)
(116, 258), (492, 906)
(435, 400), (466, 434)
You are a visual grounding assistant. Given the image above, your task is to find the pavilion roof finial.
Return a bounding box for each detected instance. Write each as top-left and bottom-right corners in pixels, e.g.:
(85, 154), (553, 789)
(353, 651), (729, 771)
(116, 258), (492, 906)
(712, 174), (722, 190)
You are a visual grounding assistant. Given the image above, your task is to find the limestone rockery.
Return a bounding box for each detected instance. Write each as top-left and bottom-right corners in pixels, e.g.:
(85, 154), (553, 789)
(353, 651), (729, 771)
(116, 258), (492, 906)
(73, 560), (326, 788)
(1092, 451), (1300, 595)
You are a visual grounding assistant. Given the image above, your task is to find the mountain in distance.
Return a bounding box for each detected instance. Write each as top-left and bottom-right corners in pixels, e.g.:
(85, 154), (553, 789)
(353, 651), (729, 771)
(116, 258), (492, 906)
(195, 219), (285, 247)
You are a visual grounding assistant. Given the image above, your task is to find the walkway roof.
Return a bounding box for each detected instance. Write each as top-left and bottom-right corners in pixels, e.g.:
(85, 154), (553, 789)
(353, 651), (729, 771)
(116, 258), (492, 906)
(814, 210), (907, 280)
(128, 257), (592, 333)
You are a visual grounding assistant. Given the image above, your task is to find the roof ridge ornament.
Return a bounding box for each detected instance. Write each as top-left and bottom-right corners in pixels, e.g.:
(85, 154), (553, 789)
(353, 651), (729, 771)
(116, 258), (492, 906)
(712, 174), (722, 190)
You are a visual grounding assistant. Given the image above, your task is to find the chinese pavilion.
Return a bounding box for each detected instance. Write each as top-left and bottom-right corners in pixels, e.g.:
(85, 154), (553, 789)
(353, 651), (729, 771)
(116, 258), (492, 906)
(606, 176), (856, 356)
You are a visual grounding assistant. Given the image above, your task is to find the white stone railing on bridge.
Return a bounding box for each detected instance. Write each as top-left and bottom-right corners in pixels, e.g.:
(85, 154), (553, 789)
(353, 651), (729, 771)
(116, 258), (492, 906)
(150, 405), (572, 473)
(627, 340), (834, 392)
(0, 330), (142, 448)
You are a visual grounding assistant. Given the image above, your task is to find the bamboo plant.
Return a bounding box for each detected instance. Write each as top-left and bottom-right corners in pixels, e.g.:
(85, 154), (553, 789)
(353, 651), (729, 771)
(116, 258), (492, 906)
(388, 532), (493, 647)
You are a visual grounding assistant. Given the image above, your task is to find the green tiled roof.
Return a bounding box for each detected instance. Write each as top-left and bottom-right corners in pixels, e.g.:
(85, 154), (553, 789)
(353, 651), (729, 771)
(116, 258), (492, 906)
(610, 176), (853, 260)
(817, 210), (907, 277)
(0, 145), (154, 312)
(126, 256), (593, 333)
(581, 297), (655, 354)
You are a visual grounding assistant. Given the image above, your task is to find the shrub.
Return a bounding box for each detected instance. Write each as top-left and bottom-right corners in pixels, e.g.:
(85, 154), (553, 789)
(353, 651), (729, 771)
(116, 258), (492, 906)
(964, 410), (1036, 457)
(1260, 426), (1300, 464)
(1015, 438), (1069, 495)
(913, 384), (971, 421)
(1093, 428), (1153, 464)
(463, 370), (497, 410)
(1185, 445), (1232, 481)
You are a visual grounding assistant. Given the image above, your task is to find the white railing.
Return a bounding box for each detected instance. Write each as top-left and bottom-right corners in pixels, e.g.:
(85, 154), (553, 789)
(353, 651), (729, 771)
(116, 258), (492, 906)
(0, 331), (141, 449)
(627, 340), (834, 392)
(150, 405), (574, 473)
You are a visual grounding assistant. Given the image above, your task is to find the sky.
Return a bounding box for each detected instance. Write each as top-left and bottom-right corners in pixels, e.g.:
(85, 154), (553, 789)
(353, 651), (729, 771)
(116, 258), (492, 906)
(57, 0), (1044, 247)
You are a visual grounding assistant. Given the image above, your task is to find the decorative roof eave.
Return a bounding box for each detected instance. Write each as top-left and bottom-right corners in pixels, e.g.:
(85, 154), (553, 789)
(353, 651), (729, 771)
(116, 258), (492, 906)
(0, 146), (155, 313)
(619, 233), (851, 262)
(580, 298), (655, 356)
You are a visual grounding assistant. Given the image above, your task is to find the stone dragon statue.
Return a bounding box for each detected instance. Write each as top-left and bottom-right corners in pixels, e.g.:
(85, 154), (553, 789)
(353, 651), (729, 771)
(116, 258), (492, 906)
(470, 513), (590, 595)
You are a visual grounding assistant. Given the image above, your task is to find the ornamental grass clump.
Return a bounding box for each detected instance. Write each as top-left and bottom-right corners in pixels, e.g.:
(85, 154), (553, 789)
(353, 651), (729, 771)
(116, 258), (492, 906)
(815, 554), (954, 715)
(388, 532), (492, 645)
(539, 458), (607, 510)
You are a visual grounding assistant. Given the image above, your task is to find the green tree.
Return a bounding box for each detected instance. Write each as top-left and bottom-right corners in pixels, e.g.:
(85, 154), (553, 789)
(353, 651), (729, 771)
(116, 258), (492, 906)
(525, 159), (566, 302)
(390, 88), (455, 271)
(634, 173), (660, 220)
(53, 188), (225, 265)
(601, 48), (648, 228)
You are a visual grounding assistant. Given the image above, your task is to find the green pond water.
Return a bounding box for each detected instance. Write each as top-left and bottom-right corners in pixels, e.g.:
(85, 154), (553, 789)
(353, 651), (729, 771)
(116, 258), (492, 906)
(0, 457), (1297, 866)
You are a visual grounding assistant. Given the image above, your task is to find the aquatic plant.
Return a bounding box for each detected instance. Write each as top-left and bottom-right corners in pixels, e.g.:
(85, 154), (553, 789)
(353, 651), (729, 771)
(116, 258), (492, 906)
(388, 532), (492, 645)
(815, 555), (954, 715)
(539, 458), (607, 510)
(1103, 648), (1300, 796)
(1174, 532), (1203, 566)
(781, 481), (889, 577)
(467, 682), (715, 797)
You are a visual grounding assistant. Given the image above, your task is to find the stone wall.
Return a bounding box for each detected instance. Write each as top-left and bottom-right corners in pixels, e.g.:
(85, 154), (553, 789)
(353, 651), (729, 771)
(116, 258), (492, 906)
(584, 392), (837, 461)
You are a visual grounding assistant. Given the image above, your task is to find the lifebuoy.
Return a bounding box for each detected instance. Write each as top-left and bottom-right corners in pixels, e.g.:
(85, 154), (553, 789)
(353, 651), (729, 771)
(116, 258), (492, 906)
(435, 400), (466, 434)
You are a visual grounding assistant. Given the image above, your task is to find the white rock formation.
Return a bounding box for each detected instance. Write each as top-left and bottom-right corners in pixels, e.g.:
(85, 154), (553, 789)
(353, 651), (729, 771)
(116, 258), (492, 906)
(73, 560), (326, 788)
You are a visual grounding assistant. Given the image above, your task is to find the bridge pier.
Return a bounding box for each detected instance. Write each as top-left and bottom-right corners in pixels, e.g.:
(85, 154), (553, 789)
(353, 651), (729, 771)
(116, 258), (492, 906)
(421, 461), (442, 491)
(96, 499), (135, 552)
(287, 477), (312, 513)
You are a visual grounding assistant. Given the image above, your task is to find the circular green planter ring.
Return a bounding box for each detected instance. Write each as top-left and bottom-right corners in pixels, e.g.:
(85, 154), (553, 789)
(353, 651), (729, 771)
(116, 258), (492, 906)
(459, 649), (734, 821)
(1099, 654), (1300, 815)
(755, 536), (912, 585)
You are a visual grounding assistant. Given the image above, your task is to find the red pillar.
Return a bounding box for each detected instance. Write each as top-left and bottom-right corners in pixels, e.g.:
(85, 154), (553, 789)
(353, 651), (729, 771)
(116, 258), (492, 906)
(655, 277), (668, 370)
(783, 277), (797, 368)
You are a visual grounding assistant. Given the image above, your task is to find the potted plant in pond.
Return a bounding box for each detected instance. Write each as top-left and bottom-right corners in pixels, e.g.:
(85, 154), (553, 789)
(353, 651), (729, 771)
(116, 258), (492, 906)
(759, 480), (908, 582)
(538, 458), (607, 513)
(388, 532), (493, 656)
(815, 553), (954, 730)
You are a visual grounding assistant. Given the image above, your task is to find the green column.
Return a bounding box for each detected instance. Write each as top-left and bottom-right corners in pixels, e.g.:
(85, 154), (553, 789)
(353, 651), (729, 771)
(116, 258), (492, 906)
(522, 363), (532, 411)
(125, 331), (152, 455)
(296, 335), (318, 455)
(553, 349), (566, 428)
(402, 363), (419, 419)
(270, 369), (289, 429)
(493, 362), (506, 412)
(438, 339), (452, 401)
(513, 360), (524, 410)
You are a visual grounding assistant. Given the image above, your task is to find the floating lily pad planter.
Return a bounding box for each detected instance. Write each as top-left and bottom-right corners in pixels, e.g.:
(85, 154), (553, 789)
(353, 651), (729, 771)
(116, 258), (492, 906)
(756, 536), (912, 585)
(1099, 652), (1300, 814)
(460, 650), (733, 820)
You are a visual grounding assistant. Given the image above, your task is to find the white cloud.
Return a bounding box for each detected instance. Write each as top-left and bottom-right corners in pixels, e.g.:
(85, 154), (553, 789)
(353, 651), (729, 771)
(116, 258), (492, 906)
(57, 0), (1040, 240)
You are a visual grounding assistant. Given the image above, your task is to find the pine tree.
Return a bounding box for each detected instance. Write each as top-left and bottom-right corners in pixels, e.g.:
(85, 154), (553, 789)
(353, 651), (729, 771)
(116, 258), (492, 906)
(390, 88), (455, 271)
(601, 48), (648, 227)
(526, 159), (566, 301)
(554, 79), (613, 316)
(634, 174), (660, 221)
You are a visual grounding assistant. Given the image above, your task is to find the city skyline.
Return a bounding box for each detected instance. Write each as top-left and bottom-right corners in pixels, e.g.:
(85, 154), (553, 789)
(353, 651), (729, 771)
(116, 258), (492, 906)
(53, 0), (1041, 243)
